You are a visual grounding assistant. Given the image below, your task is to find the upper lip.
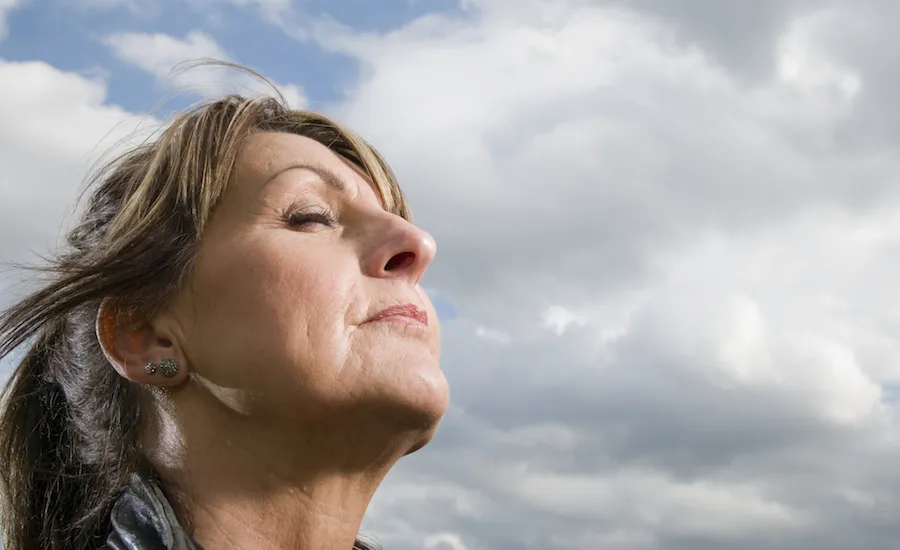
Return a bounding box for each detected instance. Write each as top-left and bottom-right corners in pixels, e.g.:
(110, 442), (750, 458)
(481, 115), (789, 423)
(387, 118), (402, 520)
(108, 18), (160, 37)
(367, 304), (428, 326)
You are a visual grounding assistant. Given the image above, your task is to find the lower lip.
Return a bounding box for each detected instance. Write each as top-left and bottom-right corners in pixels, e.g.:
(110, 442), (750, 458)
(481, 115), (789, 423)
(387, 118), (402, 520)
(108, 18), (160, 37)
(369, 315), (429, 330)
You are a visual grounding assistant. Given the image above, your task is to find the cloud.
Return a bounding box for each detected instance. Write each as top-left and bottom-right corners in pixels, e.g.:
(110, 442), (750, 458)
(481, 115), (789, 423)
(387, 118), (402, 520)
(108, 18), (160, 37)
(313, 2), (900, 322)
(184, 0), (308, 40)
(105, 30), (308, 107)
(0, 60), (151, 258)
(305, 2), (900, 548)
(0, 0), (23, 40)
(473, 326), (510, 345)
(0, 59), (155, 375)
(187, 0), (292, 18)
(424, 533), (470, 550)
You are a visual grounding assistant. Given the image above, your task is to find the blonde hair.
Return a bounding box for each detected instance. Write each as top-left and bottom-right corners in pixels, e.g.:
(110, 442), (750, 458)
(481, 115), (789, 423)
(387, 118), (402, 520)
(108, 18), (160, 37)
(0, 64), (399, 549)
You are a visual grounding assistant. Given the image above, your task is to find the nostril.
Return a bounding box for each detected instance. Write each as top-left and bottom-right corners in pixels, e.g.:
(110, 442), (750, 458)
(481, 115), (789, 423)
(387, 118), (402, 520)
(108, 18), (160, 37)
(384, 251), (416, 272)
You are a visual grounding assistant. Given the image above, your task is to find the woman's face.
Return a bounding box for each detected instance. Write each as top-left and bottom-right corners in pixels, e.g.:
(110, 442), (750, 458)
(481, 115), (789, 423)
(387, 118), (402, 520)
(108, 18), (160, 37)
(165, 131), (447, 437)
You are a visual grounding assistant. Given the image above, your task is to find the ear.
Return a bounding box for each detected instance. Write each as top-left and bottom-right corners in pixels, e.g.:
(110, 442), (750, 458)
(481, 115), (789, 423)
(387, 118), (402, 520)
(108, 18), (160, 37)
(95, 298), (188, 387)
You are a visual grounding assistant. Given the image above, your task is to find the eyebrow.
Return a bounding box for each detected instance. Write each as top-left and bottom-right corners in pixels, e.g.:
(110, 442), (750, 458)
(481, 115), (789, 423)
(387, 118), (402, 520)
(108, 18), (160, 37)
(260, 161), (348, 192)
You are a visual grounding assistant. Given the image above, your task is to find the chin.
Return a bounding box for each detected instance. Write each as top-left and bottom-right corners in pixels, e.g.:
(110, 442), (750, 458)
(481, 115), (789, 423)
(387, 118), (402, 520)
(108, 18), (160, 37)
(403, 425), (440, 455)
(391, 368), (450, 452)
(412, 365), (450, 417)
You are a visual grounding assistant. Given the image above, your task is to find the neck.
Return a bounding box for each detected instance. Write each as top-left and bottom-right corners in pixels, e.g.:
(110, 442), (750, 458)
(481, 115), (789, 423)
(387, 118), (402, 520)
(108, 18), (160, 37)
(182, 467), (378, 550)
(143, 382), (425, 550)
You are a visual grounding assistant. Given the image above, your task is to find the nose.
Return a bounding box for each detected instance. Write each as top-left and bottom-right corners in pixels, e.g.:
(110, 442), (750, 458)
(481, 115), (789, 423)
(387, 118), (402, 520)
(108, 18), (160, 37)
(363, 216), (436, 285)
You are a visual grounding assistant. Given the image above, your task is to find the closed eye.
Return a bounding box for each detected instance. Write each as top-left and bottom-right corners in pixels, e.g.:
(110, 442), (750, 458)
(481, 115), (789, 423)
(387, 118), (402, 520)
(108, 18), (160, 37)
(282, 207), (336, 229)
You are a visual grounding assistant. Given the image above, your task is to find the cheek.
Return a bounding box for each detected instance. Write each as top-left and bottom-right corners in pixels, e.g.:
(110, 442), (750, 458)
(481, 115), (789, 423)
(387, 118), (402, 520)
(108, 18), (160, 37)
(180, 235), (358, 383)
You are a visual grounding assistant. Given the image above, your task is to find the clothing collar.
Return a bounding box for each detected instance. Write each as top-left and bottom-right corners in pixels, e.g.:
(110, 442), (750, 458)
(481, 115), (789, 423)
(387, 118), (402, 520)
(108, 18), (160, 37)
(104, 473), (202, 550)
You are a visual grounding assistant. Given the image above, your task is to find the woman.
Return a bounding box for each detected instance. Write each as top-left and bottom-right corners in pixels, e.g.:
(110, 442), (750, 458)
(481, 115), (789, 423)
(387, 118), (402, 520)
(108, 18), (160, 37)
(0, 67), (449, 549)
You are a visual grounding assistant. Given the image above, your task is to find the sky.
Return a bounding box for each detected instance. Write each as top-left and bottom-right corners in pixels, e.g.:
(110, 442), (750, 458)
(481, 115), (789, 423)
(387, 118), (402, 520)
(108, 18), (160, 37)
(2, 0), (900, 549)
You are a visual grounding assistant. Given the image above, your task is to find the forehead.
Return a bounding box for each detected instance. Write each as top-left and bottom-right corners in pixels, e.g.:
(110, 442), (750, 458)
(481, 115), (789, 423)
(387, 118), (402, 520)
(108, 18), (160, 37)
(232, 131), (371, 197)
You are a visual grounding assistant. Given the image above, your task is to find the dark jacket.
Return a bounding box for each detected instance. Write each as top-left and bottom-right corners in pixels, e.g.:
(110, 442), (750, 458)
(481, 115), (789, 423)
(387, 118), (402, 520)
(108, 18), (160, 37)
(101, 474), (202, 550)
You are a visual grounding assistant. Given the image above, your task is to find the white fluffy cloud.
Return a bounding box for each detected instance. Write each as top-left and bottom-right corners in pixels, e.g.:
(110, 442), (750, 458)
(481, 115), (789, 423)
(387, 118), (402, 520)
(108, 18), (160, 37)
(316, 2), (900, 548)
(105, 31), (307, 107)
(0, 60), (150, 255)
(316, 2), (900, 319)
(0, 0), (22, 39)
(0, 59), (154, 373)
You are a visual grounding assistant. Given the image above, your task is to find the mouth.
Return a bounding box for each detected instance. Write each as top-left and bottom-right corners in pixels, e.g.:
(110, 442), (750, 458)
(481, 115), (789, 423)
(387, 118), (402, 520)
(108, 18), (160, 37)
(367, 304), (429, 327)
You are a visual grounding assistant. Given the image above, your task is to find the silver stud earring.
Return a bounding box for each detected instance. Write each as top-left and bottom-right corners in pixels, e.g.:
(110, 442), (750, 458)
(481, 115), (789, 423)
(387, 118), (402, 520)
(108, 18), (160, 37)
(144, 362), (158, 375)
(159, 357), (179, 378)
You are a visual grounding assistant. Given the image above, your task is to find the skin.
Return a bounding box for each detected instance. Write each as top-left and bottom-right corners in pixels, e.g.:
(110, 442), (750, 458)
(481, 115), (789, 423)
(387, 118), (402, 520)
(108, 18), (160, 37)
(96, 132), (449, 550)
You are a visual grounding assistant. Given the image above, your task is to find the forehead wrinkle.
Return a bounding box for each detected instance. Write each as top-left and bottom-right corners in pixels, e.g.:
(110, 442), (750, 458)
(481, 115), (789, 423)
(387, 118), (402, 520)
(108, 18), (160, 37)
(237, 134), (378, 208)
(259, 161), (349, 194)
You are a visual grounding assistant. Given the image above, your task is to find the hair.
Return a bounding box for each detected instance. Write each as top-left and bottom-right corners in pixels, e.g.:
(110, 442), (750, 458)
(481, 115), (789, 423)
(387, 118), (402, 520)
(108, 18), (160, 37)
(0, 63), (403, 550)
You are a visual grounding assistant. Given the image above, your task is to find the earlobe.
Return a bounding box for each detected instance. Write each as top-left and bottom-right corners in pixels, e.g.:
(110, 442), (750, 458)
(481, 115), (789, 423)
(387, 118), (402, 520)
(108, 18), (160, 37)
(95, 298), (187, 387)
(144, 357), (181, 379)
